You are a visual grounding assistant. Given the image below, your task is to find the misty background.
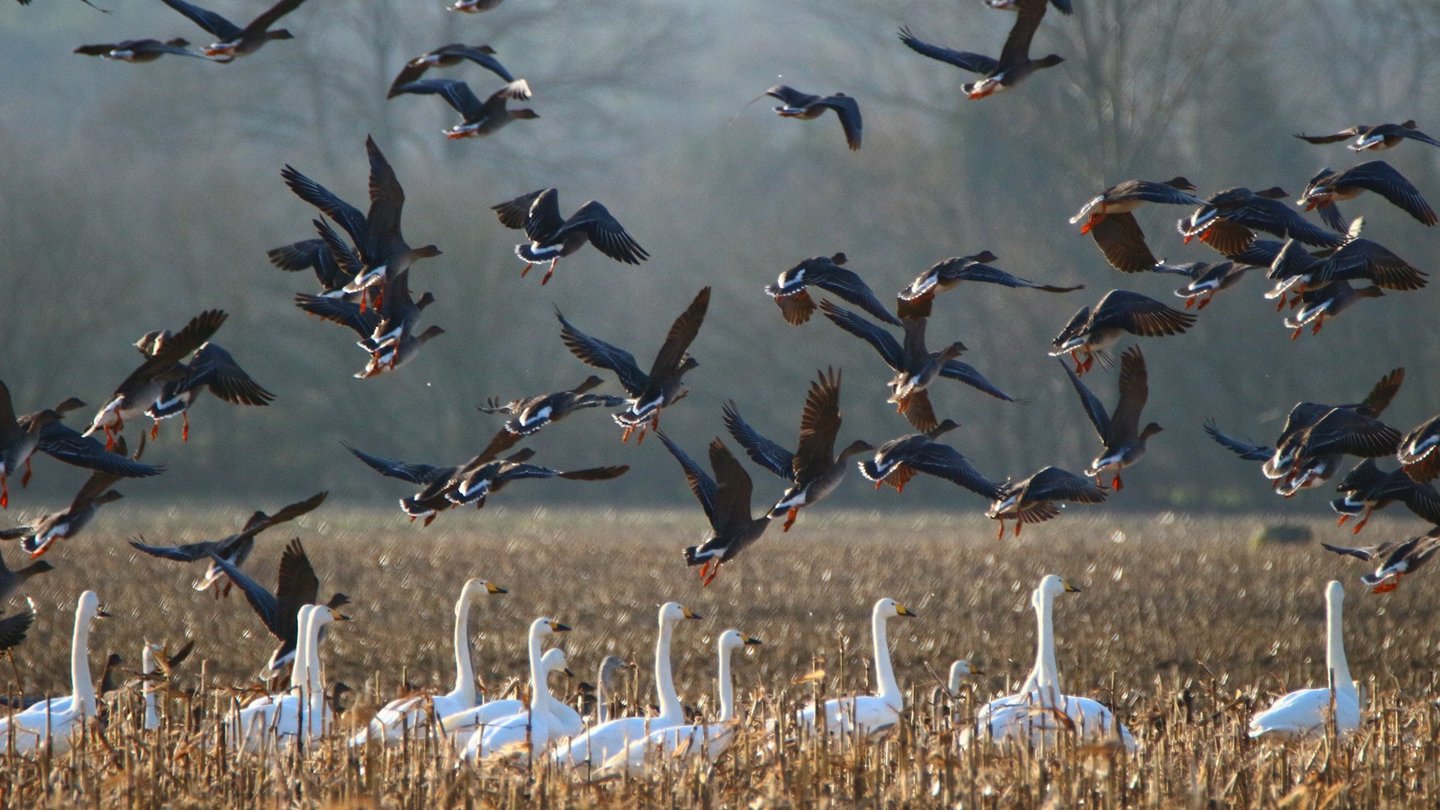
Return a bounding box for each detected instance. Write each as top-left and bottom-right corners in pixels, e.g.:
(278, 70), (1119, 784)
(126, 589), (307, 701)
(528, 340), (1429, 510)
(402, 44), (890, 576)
(2, 0), (1439, 523)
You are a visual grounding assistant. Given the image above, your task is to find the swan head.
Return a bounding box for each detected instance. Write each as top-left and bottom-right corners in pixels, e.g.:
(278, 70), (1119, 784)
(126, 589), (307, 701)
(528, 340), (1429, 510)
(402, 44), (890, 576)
(873, 597), (917, 620)
(77, 590), (110, 623)
(718, 629), (763, 653)
(1326, 579), (1344, 609)
(597, 655), (634, 687)
(947, 659), (983, 692)
(312, 604), (351, 631)
(1035, 575), (1081, 604)
(659, 602), (702, 626)
(458, 577), (507, 610)
(534, 617), (573, 637)
(541, 648), (573, 678)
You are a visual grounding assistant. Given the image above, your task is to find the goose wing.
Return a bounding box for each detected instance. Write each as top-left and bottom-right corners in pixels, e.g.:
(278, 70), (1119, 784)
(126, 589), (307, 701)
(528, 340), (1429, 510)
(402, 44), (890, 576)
(722, 401), (794, 481)
(561, 201), (650, 265)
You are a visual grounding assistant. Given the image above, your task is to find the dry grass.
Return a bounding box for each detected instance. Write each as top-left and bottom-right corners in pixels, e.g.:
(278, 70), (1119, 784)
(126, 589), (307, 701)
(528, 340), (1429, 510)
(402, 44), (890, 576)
(4, 506), (1440, 807)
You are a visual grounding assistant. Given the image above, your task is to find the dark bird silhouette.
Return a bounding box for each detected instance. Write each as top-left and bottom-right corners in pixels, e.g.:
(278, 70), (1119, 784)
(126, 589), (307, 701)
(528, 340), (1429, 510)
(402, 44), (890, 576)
(1329, 460), (1440, 533)
(74, 39), (204, 61)
(655, 431), (771, 587)
(388, 44), (519, 98)
(1297, 160), (1437, 230)
(896, 252), (1082, 319)
(766, 253), (900, 326)
(129, 491), (327, 597)
(763, 85), (862, 150)
(477, 376), (627, 436)
(986, 466), (1108, 539)
(158, 0), (309, 61)
(857, 420), (1001, 500)
(898, 0), (1064, 100)
(1178, 186), (1344, 249)
(492, 188), (648, 284)
(391, 78), (536, 140)
(1296, 120), (1440, 152)
(557, 287), (709, 443)
(1322, 530), (1440, 593)
(1061, 346), (1162, 491)
(722, 369), (873, 532)
(1049, 290), (1194, 375)
(1070, 178), (1205, 273)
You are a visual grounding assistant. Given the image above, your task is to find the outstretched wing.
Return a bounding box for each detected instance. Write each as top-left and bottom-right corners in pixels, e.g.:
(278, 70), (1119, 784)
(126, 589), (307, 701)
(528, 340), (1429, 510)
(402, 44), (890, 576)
(1060, 359), (1109, 441)
(1203, 420), (1273, 462)
(820, 300), (904, 370)
(646, 287), (710, 383)
(563, 201), (650, 265)
(898, 26), (998, 74)
(37, 422), (165, 478)
(391, 79), (484, 120)
(722, 401), (794, 481)
(655, 429), (717, 525)
(811, 263), (900, 325)
(158, 0), (242, 39)
(174, 343), (274, 406)
(939, 360), (1016, 402)
(817, 95), (862, 151)
(281, 165), (368, 248)
(492, 189), (549, 231)
(344, 443), (450, 484)
(555, 307), (648, 396)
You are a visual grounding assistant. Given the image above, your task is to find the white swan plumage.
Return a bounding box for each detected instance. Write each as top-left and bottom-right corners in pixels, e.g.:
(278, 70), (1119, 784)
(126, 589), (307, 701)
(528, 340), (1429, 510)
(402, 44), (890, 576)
(552, 602), (701, 768)
(966, 575), (1135, 750)
(1249, 580), (1361, 739)
(602, 628), (761, 774)
(440, 647), (572, 745)
(350, 577), (505, 746)
(0, 590), (107, 755)
(461, 617), (572, 762)
(795, 597), (915, 739)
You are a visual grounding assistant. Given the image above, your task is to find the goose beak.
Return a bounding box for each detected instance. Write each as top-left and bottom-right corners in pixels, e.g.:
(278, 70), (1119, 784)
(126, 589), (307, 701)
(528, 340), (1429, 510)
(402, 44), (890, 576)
(1062, 580), (1082, 593)
(895, 604), (917, 618)
(96, 606), (113, 619)
(487, 582), (508, 594)
(335, 612), (352, 622)
(743, 636), (763, 646)
(549, 620), (572, 633)
(682, 607), (702, 620)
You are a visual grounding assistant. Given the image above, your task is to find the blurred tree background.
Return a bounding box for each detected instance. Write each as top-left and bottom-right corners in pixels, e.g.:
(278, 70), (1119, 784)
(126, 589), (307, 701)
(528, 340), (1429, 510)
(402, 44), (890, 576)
(1, 0), (1438, 519)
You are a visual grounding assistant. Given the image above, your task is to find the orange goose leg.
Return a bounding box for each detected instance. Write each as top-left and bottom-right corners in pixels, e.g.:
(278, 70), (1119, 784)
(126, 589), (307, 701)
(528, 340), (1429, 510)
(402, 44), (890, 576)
(1, 477), (7, 509)
(1352, 504), (1373, 534)
(620, 425), (635, 443)
(540, 259), (559, 286)
(995, 519), (1005, 541)
(182, 412), (190, 443)
(1289, 325), (1302, 341)
(1372, 575), (1400, 594)
(1274, 294), (1287, 312)
(1112, 475), (1123, 491)
(21, 457), (32, 488)
(151, 420), (161, 440)
(701, 561), (721, 587)
(1311, 316), (1325, 336)
(1336, 513), (1350, 527)
(782, 507), (799, 532)
(1184, 298), (1195, 310)
(520, 262), (535, 278)
(1198, 292), (1215, 310)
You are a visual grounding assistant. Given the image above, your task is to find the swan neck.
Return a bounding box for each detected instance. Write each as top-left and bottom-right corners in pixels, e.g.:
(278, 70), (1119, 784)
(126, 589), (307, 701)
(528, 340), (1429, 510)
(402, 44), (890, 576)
(873, 608), (900, 705)
(1327, 593), (1353, 691)
(596, 667), (609, 724)
(288, 606), (311, 691)
(656, 617), (682, 720)
(143, 647), (159, 729)
(71, 602), (97, 717)
(305, 611), (327, 705)
(527, 625), (548, 713)
(452, 593), (476, 703)
(1032, 591), (1060, 697)
(718, 645), (736, 722)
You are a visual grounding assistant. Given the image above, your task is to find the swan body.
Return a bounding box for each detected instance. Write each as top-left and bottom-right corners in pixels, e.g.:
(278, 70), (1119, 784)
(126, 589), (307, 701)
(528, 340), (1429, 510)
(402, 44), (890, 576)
(351, 578), (505, 746)
(142, 642), (162, 730)
(966, 576), (1136, 750)
(795, 598), (914, 739)
(0, 590), (106, 755)
(1249, 581), (1361, 739)
(553, 602), (701, 768)
(602, 629), (761, 774)
(440, 647), (573, 744)
(461, 618), (571, 762)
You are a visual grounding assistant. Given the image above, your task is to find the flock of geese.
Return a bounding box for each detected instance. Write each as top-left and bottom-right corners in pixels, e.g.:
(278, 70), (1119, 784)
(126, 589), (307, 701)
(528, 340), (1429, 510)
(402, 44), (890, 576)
(3, 0), (1436, 773)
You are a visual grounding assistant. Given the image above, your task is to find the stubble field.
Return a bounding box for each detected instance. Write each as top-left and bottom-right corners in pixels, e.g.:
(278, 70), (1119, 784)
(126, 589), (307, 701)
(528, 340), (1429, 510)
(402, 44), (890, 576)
(4, 505), (1439, 807)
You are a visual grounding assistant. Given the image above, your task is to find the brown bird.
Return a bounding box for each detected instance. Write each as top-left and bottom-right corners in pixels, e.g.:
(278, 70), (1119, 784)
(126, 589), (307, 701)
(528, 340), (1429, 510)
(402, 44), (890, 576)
(764, 86), (862, 150)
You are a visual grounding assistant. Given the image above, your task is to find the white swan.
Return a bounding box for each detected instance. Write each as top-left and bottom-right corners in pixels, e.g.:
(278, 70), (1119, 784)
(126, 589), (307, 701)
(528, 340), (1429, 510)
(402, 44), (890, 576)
(967, 575), (1135, 750)
(0, 590), (107, 755)
(142, 641), (162, 731)
(795, 597), (915, 738)
(602, 629), (761, 774)
(552, 602), (701, 768)
(350, 577), (506, 746)
(269, 603), (347, 745)
(948, 660), (982, 694)
(461, 617), (571, 762)
(1249, 580), (1361, 739)
(440, 647), (572, 745)
(227, 604), (313, 749)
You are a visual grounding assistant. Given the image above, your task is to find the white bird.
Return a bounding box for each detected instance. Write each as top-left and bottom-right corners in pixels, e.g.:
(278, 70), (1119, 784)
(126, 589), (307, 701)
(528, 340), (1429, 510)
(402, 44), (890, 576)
(268, 603), (348, 745)
(440, 646), (572, 745)
(948, 659), (983, 694)
(0, 590), (108, 755)
(552, 602), (702, 768)
(226, 604), (313, 750)
(795, 597), (915, 739)
(1249, 580), (1361, 739)
(350, 577), (506, 746)
(461, 617), (572, 762)
(602, 629), (762, 774)
(142, 641), (162, 731)
(966, 575), (1136, 750)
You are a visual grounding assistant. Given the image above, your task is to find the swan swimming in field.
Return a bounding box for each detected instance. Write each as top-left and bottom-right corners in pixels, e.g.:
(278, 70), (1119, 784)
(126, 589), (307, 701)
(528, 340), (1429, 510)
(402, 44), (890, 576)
(460, 617), (572, 762)
(966, 575), (1136, 750)
(795, 597), (915, 739)
(440, 647), (573, 745)
(1249, 580), (1360, 739)
(350, 577), (506, 746)
(552, 602), (701, 768)
(601, 628), (761, 775)
(0, 590), (107, 755)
